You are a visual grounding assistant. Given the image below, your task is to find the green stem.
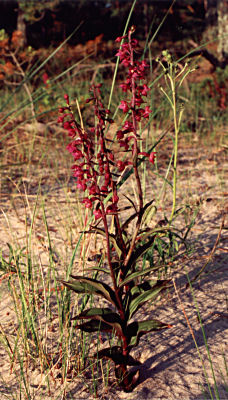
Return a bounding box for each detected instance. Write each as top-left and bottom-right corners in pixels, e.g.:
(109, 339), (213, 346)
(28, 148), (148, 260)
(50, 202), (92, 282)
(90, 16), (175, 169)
(107, 0), (137, 111)
(169, 79), (178, 224)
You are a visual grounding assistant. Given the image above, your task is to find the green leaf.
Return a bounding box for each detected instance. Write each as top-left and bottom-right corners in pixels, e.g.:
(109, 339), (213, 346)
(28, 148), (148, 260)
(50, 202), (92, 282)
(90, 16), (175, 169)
(137, 226), (170, 243)
(119, 267), (159, 288)
(123, 280), (157, 314)
(84, 266), (110, 274)
(128, 280), (170, 319)
(59, 276), (118, 307)
(73, 307), (123, 335)
(125, 236), (157, 271)
(122, 199), (154, 231)
(95, 346), (140, 366)
(75, 320), (112, 333)
(126, 319), (172, 348)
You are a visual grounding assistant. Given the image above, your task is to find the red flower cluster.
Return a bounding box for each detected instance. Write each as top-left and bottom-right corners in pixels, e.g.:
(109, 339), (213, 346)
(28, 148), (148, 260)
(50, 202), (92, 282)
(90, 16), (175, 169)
(58, 28), (156, 219)
(58, 88), (120, 220)
(115, 29), (154, 164)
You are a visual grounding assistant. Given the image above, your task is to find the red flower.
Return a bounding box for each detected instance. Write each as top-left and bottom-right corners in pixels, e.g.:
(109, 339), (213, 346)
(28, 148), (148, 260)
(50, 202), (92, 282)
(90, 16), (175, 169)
(142, 106), (152, 118)
(121, 58), (131, 67)
(89, 185), (97, 195)
(115, 35), (127, 43)
(134, 96), (144, 107)
(149, 152), (157, 164)
(77, 181), (87, 191)
(100, 185), (108, 193)
(42, 72), (49, 87)
(59, 107), (65, 113)
(123, 121), (133, 132)
(116, 49), (127, 60)
(141, 84), (150, 96)
(116, 130), (124, 140)
(138, 60), (148, 71)
(130, 38), (138, 48)
(82, 198), (93, 208)
(57, 116), (64, 124)
(135, 109), (144, 121)
(94, 209), (102, 220)
(116, 160), (126, 172)
(138, 151), (156, 164)
(119, 140), (129, 151)
(64, 94), (69, 104)
(119, 100), (129, 113)
(119, 83), (129, 92)
(109, 153), (114, 162)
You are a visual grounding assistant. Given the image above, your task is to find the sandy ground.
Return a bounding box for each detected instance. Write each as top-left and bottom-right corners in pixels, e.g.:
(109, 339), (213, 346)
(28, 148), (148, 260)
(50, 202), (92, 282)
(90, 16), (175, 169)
(0, 134), (227, 399)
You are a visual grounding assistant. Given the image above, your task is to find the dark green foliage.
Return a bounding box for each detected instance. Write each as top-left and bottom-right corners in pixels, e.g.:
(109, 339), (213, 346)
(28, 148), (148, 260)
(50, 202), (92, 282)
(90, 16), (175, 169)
(59, 222), (174, 391)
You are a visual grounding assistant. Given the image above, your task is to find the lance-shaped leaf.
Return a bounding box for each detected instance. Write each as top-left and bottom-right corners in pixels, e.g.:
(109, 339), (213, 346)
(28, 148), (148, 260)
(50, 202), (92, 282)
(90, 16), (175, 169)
(73, 307), (123, 335)
(75, 319), (113, 333)
(124, 236), (157, 274)
(126, 319), (172, 349)
(121, 199), (154, 231)
(119, 267), (159, 288)
(95, 346), (141, 366)
(137, 226), (170, 243)
(128, 280), (171, 319)
(123, 280), (158, 315)
(59, 276), (118, 308)
(84, 266), (110, 274)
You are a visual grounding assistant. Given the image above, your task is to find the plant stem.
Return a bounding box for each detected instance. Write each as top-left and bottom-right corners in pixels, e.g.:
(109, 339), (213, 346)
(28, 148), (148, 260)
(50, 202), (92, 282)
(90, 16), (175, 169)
(169, 77), (178, 224)
(10, 50), (37, 122)
(124, 27), (144, 267)
(100, 203), (125, 320)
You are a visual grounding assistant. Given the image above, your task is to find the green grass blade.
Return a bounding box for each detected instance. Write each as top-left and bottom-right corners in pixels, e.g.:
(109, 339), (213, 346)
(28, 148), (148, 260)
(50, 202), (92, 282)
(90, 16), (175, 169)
(148, 0), (176, 47)
(108, 0), (137, 111)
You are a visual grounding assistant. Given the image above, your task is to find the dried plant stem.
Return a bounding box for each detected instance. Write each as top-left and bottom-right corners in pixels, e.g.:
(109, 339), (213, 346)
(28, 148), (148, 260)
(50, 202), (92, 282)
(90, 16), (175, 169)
(9, 50), (37, 122)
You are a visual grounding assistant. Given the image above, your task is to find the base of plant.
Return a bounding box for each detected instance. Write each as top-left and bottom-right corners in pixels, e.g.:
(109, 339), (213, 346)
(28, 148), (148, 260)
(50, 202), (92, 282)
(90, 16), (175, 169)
(115, 366), (140, 392)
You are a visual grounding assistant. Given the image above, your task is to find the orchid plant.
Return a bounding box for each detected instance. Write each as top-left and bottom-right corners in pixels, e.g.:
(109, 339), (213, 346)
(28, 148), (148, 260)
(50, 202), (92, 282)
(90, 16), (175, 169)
(57, 27), (180, 392)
